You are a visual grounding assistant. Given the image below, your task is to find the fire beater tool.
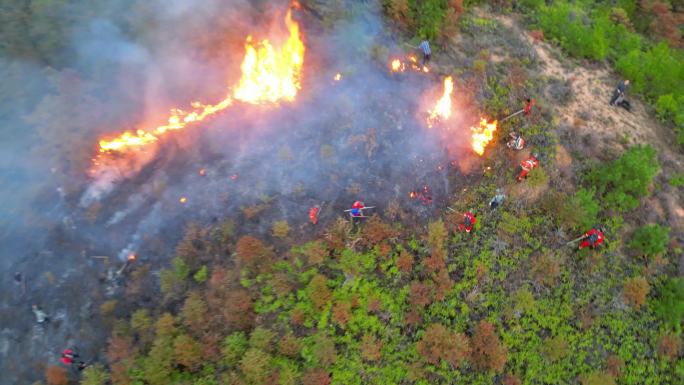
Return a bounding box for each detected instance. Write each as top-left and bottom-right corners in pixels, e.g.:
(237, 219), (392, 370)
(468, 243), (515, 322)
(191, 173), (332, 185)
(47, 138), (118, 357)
(501, 109), (525, 122)
(565, 235), (587, 245)
(344, 206), (375, 212)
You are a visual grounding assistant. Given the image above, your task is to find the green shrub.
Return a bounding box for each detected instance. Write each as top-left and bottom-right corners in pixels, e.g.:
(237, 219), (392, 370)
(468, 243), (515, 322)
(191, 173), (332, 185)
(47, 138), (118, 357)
(585, 145), (659, 212)
(630, 224), (669, 258)
(537, 4), (608, 60)
(670, 173), (684, 187)
(249, 327), (275, 352)
(193, 265), (208, 283)
(222, 332), (249, 367)
(80, 364), (110, 385)
(653, 278), (684, 333)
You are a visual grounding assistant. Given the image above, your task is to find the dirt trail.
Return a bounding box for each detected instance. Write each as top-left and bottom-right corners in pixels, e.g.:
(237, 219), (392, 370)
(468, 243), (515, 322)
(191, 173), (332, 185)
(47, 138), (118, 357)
(495, 15), (684, 238)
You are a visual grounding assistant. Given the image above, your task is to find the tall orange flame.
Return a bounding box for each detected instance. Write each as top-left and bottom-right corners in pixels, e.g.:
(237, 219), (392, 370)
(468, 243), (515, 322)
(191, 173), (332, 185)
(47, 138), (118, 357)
(471, 118), (497, 155)
(96, 10), (304, 157)
(233, 10), (304, 104)
(427, 76), (453, 127)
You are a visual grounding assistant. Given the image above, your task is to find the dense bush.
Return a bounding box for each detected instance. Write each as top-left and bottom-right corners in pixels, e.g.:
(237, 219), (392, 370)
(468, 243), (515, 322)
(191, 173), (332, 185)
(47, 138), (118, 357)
(630, 224), (669, 258)
(653, 278), (684, 332)
(382, 0), (464, 41)
(585, 145), (659, 212)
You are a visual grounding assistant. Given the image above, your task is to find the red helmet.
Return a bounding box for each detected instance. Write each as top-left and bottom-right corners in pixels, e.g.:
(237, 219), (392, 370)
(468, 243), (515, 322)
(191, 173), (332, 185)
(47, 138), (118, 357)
(352, 201), (364, 209)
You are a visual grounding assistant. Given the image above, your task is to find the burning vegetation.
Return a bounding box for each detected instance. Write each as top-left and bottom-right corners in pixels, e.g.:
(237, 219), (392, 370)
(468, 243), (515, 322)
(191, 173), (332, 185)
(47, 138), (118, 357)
(95, 8), (304, 163)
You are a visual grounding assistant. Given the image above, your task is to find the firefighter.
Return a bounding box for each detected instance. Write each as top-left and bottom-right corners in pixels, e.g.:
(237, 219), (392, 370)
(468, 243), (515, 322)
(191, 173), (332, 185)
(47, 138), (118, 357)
(309, 206), (320, 225)
(458, 211), (476, 233)
(610, 80), (629, 106)
(578, 227), (605, 250)
(523, 98), (535, 116)
(61, 348), (87, 371)
(507, 131), (525, 150)
(349, 201), (365, 218)
(489, 189), (505, 209)
(32, 305), (48, 324)
(517, 153), (539, 181)
(418, 39), (431, 65)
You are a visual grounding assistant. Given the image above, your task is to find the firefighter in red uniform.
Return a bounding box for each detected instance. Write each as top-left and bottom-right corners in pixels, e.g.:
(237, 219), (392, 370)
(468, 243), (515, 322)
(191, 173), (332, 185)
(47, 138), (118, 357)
(350, 201), (365, 217)
(517, 153), (539, 181)
(524, 98), (535, 116)
(579, 227), (605, 249)
(61, 348), (87, 370)
(309, 206), (320, 225)
(458, 211), (476, 233)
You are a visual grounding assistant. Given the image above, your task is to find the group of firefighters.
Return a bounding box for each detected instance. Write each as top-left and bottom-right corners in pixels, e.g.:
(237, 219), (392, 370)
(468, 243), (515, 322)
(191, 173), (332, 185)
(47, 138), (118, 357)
(324, 90), (605, 250)
(318, 45), (621, 251)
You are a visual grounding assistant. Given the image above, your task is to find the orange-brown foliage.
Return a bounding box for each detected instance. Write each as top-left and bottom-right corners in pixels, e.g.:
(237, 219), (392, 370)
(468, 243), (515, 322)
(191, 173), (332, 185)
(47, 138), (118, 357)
(531, 253), (560, 286)
(434, 270), (454, 301)
(270, 272), (294, 297)
(405, 309), (422, 326)
(308, 274), (332, 310)
(111, 362), (132, 385)
(376, 241), (393, 260)
(223, 289), (255, 331)
(658, 334), (681, 360)
(606, 354), (625, 378)
(476, 262), (489, 282)
(361, 334), (383, 362)
(530, 29), (545, 42)
(367, 296), (382, 313)
(397, 250), (414, 273)
(175, 223), (208, 270)
(107, 335), (133, 362)
(235, 235), (273, 272)
(503, 373), (522, 385)
(302, 369), (331, 385)
(303, 240), (328, 265)
(649, 2), (682, 47)
(423, 253), (446, 273)
(46, 365), (69, 385)
(291, 307), (306, 326)
(332, 301), (352, 326)
(471, 320), (508, 373)
(324, 218), (350, 252)
(416, 323), (471, 367)
(623, 276), (650, 309)
(363, 215), (399, 244)
(409, 280), (433, 307)
(174, 334), (203, 371)
(278, 334), (301, 357)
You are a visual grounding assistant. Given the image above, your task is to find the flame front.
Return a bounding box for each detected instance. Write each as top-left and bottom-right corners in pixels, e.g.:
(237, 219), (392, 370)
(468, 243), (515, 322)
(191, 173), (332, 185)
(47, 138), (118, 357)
(96, 9), (304, 158)
(471, 118), (497, 155)
(390, 55), (429, 73)
(427, 76), (453, 127)
(233, 10), (304, 104)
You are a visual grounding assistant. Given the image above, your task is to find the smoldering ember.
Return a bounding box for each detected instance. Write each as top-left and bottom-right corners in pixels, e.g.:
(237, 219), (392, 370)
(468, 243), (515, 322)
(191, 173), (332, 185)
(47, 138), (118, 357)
(1, 1), (683, 384)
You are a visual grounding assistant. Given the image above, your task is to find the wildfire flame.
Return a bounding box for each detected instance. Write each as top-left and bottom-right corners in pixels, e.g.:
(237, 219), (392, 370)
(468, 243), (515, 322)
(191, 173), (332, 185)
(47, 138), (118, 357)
(233, 10), (304, 104)
(390, 55), (429, 73)
(391, 59), (404, 72)
(427, 76), (453, 127)
(95, 9), (304, 158)
(471, 118), (498, 155)
(334, 73), (342, 81)
(127, 254), (136, 261)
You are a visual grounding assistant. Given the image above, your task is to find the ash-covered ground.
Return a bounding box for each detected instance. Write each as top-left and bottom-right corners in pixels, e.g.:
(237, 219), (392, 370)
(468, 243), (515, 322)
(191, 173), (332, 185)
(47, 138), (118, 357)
(0, 2), (488, 383)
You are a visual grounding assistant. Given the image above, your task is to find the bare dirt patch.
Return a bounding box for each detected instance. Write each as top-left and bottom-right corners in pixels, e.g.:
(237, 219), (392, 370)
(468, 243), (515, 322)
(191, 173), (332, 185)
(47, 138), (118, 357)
(495, 14), (684, 236)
